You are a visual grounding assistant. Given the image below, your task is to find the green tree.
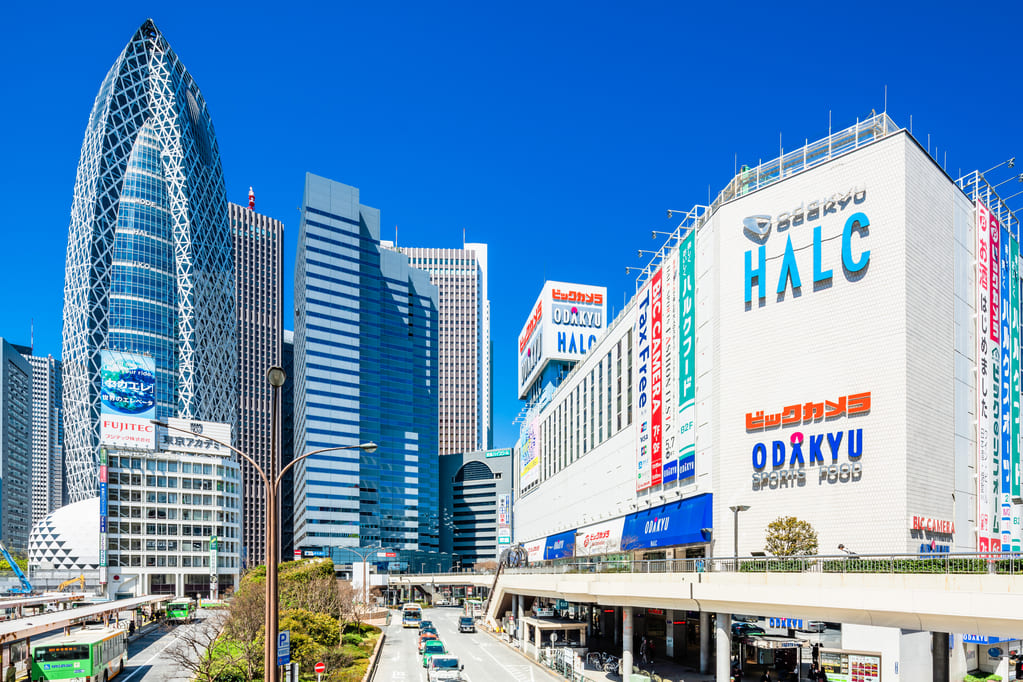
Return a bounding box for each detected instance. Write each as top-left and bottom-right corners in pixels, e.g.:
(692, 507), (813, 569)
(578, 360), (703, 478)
(764, 516), (819, 556)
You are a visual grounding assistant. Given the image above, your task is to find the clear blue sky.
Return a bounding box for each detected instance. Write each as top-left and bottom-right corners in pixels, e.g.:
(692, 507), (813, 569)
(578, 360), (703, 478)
(3, 1), (1022, 450)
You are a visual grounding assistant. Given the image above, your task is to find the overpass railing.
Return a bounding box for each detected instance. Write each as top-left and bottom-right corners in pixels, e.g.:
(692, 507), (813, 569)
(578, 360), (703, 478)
(497, 552), (1023, 576)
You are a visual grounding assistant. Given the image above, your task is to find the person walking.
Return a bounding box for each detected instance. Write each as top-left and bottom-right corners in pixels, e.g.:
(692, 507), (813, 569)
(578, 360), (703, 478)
(6, 662), (16, 682)
(759, 670), (771, 682)
(640, 636), (649, 664)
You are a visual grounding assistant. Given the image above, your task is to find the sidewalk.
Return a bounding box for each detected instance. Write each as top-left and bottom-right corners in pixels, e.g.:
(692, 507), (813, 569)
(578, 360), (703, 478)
(577, 656), (716, 682)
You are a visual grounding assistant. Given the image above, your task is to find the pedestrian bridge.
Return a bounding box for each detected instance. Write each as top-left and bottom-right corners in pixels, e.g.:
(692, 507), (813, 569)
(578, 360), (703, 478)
(394, 553), (1023, 637)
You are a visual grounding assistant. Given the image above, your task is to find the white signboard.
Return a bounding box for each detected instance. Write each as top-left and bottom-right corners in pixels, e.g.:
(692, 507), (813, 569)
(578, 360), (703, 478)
(162, 419), (233, 456)
(517, 281), (607, 398)
(524, 539), (545, 563)
(575, 517), (626, 557)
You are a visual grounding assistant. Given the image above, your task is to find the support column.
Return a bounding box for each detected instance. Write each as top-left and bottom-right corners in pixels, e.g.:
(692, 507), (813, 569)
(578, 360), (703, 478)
(517, 595), (524, 642)
(535, 625), (542, 661)
(622, 606), (634, 678)
(932, 632), (950, 682)
(700, 611), (711, 674)
(715, 613), (730, 682)
(665, 609), (674, 657)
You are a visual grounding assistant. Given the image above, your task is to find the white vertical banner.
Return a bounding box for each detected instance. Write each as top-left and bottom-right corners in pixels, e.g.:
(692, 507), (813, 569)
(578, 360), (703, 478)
(661, 250), (680, 483)
(977, 200), (993, 542)
(635, 279), (653, 491)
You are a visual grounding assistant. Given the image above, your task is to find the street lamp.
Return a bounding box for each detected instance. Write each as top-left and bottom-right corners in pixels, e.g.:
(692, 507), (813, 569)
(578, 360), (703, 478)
(346, 545), (383, 606)
(729, 505), (750, 570)
(153, 367), (377, 682)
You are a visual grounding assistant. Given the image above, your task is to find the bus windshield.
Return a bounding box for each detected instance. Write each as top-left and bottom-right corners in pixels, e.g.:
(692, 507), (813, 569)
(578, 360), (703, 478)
(401, 604), (422, 627)
(34, 646), (89, 662)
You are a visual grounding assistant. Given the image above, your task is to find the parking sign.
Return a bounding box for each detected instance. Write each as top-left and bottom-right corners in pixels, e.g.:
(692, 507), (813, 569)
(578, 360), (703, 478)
(277, 630), (291, 666)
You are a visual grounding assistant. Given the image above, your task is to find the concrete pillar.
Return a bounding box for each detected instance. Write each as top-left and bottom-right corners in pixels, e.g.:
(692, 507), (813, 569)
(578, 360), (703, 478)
(715, 613), (730, 682)
(517, 595), (524, 641)
(622, 606), (634, 678)
(700, 611), (711, 673)
(932, 632), (950, 682)
(665, 609), (674, 657)
(535, 625), (542, 660)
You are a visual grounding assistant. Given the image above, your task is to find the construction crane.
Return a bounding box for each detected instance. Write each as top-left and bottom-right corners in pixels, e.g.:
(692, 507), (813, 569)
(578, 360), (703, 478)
(58, 575), (85, 592)
(0, 541), (33, 594)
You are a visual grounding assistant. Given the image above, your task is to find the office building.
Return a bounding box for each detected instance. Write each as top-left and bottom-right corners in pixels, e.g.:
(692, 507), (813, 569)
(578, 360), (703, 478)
(280, 329), (295, 560)
(23, 353), (63, 523)
(293, 174), (439, 554)
(439, 448), (513, 568)
(230, 194), (284, 566)
(0, 339), (33, 553)
(62, 19), (236, 502)
(389, 244), (492, 454)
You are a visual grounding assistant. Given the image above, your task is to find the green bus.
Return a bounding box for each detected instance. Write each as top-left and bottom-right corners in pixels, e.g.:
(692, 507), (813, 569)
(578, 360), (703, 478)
(165, 599), (195, 622)
(30, 627), (127, 682)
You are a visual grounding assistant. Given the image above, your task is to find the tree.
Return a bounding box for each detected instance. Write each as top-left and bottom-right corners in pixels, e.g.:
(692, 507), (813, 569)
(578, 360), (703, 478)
(222, 583), (264, 682)
(764, 516), (819, 556)
(165, 611), (238, 682)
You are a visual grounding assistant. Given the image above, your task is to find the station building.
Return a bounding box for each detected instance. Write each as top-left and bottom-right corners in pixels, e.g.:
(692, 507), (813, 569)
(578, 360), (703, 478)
(511, 113), (1020, 680)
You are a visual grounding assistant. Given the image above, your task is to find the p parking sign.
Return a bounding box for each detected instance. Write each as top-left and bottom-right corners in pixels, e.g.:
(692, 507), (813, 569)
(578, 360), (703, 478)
(277, 630), (291, 666)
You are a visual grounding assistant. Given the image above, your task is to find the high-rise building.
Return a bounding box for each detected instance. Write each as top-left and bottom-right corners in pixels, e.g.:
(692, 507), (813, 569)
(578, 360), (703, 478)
(23, 353), (63, 522)
(230, 195), (284, 566)
(388, 244), (492, 454)
(280, 329), (295, 561)
(294, 173), (439, 554)
(439, 448), (513, 568)
(0, 339), (33, 553)
(62, 19), (236, 502)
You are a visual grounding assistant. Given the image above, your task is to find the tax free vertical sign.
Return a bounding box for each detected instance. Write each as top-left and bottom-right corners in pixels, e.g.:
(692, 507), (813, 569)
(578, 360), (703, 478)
(634, 269), (663, 490)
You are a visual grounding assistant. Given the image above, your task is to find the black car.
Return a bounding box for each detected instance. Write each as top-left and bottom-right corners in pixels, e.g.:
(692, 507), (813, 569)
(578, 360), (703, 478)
(419, 620), (435, 632)
(731, 622), (766, 638)
(458, 616), (476, 633)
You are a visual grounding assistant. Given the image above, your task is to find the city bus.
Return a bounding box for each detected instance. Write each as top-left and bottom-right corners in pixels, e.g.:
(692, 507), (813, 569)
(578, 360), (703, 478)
(31, 627), (127, 682)
(463, 598), (483, 618)
(165, 599), (195, 623)
(401, 603), (422, 628)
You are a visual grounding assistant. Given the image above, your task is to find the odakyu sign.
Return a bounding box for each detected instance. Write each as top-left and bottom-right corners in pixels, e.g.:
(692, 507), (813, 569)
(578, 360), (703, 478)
(748, 390), (871, 490)
(742, 188), (870, 308)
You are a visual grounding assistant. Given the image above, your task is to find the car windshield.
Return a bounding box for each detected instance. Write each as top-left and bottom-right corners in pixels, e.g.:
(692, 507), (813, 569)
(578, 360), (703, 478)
(421, 629), (438, 636)
(432, 658), (459, 670)
(420, 621), (434, 629)
(424, 641), (446, 653)
(460, 617), (473, 623)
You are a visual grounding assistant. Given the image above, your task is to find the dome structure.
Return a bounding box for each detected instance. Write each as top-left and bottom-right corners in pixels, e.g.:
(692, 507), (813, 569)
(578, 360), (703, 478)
(29, 497), (101, 570)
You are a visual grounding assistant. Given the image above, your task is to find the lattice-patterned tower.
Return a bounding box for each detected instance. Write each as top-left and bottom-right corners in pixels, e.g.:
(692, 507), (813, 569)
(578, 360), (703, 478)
(62, 19), (236, 501)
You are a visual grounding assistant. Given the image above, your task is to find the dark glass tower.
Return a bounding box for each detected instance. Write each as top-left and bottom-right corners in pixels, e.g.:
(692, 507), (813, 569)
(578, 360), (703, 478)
(62, 20), (235, 501)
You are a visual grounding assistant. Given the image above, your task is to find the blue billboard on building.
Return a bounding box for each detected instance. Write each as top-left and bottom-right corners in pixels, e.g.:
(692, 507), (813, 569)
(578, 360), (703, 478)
(621, 494), (712, 550)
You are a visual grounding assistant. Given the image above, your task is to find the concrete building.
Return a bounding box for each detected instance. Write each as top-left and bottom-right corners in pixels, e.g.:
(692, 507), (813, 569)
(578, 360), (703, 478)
(23, 353), (63, 523)
(439, 448), (513, 568)
(293, 174), (439, 554)
(280, 329), (295, 561)
(0, 339), (33, 553)
(101, 419), (241, 598)
(62, 19), (236, 502)
(388, 243), (492, 454)
(230, 194), (284, 567)
(511, 113), (1021, 681)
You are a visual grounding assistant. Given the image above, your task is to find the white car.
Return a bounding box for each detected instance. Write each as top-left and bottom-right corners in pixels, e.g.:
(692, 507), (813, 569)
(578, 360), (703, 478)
(801, 621), (827, 633)
(427, 656), (465, 681)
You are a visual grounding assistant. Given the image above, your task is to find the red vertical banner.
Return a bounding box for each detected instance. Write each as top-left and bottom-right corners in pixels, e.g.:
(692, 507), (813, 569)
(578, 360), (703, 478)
(991, 216), (1000, 343)
(650, 269), (664, 486)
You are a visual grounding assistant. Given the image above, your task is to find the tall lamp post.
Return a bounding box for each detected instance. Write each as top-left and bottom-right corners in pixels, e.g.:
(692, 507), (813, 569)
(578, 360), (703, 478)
(154, 366), (378, 682)
(729, 505), (750, 570)
(347, 545), (383, 606)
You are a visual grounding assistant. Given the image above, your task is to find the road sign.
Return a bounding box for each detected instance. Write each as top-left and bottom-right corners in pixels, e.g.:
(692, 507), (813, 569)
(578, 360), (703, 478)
(277, 630), (291, 666)
(314, 663), (326, 674)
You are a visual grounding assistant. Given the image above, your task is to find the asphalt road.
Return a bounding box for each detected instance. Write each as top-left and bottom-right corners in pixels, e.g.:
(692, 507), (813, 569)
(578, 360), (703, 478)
(119, 612), (214, 682)
(375, 606), (548, 682)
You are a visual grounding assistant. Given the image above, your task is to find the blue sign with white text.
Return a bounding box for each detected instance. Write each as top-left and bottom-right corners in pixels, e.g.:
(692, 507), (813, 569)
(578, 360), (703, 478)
(277, 630), (291, 666)
(621, 494), (712, 550)
(544, 530), (576, 560)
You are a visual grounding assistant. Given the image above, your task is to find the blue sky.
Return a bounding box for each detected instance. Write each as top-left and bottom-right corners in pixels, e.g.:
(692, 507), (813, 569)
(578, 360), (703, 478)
(2, 1), (1022, 450)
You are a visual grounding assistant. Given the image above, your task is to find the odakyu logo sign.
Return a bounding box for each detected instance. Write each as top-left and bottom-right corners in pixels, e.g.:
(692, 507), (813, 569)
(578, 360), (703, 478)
(742, 187), (870, 308)
(748, 390), (871, 490)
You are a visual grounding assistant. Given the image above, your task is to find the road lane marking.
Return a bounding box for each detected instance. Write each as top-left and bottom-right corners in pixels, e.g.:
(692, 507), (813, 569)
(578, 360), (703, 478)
(121, 634), (180, 682)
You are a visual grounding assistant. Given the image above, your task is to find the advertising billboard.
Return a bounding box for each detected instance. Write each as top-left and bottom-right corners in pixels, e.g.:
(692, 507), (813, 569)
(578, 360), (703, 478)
(518, 419), (541, 494)
(575, 517), (625, 557)
(634, 274), (657, 491)
(99, 350), (157, 450)
(162, 418), (233, 456)
(517, 281), (607, 398)
(677, 229), (697, 482)
(98, 448), (108, 584)
(497, 493), (512, 545)
(977, 201), (994, 539)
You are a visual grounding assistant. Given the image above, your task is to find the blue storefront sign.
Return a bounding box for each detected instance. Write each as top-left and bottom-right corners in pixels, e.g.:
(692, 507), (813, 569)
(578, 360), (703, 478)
(962, 634), (1012, 644)
(621, 493), (712, 550)
(544, 530), (576, 560)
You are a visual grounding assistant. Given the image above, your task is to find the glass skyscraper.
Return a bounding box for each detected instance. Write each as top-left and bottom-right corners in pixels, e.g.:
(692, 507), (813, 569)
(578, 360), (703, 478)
(294, 174), (439, 553)
(62, 19), (235, 502)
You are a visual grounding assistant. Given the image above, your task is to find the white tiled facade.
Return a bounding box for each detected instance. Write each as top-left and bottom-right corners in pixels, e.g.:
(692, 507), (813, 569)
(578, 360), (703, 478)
(515, 127), (1002, 558)
(24, 354), (63, 524)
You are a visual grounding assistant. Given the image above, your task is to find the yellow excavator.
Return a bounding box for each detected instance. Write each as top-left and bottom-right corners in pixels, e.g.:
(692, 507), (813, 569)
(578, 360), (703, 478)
(57, 574), (85, 591)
